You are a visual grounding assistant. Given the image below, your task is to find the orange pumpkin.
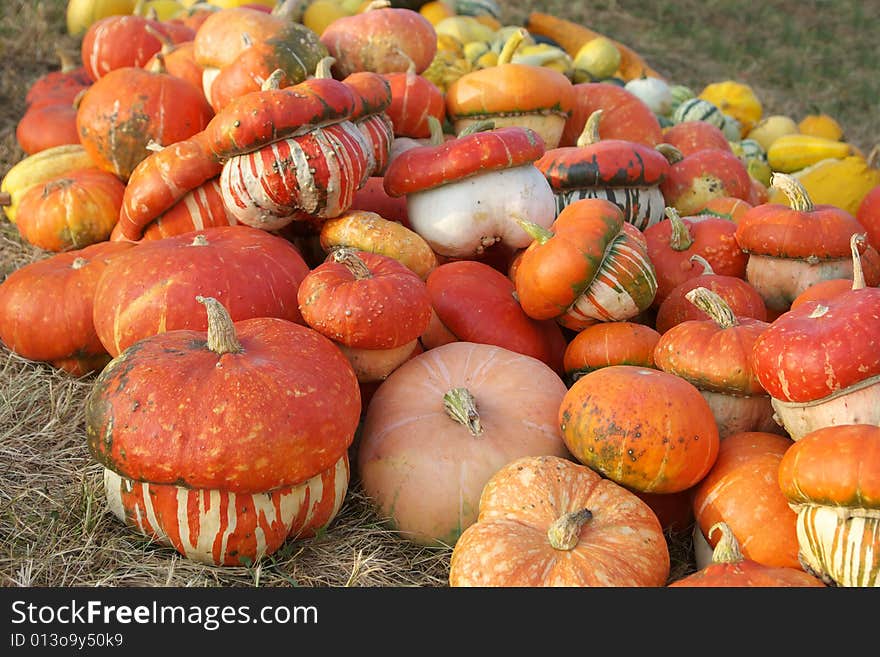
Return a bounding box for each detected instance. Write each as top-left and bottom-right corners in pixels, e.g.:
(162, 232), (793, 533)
(559, 365), (720, 493)
(669, 522), (824, 587)
(449, 455), (670, 586)
(562, 321), (660, 383)
(692, 431), (800, 569)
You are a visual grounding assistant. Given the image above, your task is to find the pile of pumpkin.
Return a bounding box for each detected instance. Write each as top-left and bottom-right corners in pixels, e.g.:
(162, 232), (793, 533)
(1, 0), (878, 587)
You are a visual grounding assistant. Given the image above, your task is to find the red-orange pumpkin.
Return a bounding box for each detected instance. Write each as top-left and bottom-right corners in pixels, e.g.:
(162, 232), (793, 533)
(562, 321), (660, 383)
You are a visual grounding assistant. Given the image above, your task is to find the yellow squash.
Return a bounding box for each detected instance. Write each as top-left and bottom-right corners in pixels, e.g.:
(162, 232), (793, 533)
(699, 80), (763, 137)
(768, 153), (880, 215)
(766, 134), (856, 173)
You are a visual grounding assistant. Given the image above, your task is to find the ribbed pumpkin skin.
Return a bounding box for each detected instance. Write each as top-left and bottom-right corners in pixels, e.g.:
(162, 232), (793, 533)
(192, 7), (285, 71)
(76, 66), (214, 181)
(751, 289), (880, 403)
(424, 260), (567, 374)
(383, 69), (446, 138)
(358, 342), (570, 546)
(559, 365), (720, 493)
(655, 273), (767, 334)
(563, 321), (660, 380)
(561, 82), (663, 147)
(15, 167), (125, 252)
(92, 226), (311, 357)
(0, 241), (134, 372)
(692, 432), (800, 569)
(133, 178), (236, 242)
(644, 215), (747, 308)
(104, 454), (349, 566)
(297, 251), (432, 350)
(219, 121), (372, 231)
(777, 424), (880, 586)
(86, 317), (361, 493)
(669, 558), (824, 587)
(449, 455), (670, 586)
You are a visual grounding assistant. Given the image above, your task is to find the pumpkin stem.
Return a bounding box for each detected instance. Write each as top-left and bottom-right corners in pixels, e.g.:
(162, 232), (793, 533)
(363, 0), (391, 11)
(685, 287), (738, 328)
(443, 387), (482, 436)
(261, 68), (286, 91)
(0, 193), (10, 207)
(665, 207), (693, 251)
(576, 110), (603, 147)
(144, 23), (174, 53)
(459, 120), (496, 137)
(656, 143), (683, 165)
(273, 0), (307, 21)
(330, 247), (372, 279)
(56, 48), (78, 73)
(547, 508), (592, 551)
(426, 115), (445, 146)
(190, 234), (210, 247)
(707, 522), (744, 565)
(71, 257), (88, 270)
(145, 140), (164, 152)
(314, 56), (336, 79)
(771, 173), (814, 212)
(196, 296), (244, 355)
(242, 32), (253, 48)
(515, 218), (555, 245)
(868, 145), (880, 169)
(850, 233), (867, 290)
(72, 87), (88, 110)
(689, 254), (715, 275)
(497, 28), (528, 65)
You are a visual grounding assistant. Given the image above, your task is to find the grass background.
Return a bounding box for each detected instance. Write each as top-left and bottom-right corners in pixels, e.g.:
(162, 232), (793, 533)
(1, 0), (876, 587)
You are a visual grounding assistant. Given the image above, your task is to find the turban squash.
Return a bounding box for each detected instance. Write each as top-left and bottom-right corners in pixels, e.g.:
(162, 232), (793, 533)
(88, 297), (360, 565)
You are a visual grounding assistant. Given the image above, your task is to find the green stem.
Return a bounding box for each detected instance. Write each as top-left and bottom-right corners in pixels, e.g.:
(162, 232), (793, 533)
(443, 387), (482, 436)
(656, 143), (683, 165)
(459, 120), (496, 137)
(689, 254), (715, 275)
(427, 115), (445, 146)
(515, 218), (555, 245)
(666, 207), (693, 251)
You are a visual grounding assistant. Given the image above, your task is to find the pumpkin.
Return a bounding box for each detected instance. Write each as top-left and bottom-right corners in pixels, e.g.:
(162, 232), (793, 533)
(659, 145), (752, 216)
(16, 100), (81, 156)
(691, 432), (800, 570)
(559, 365), (720, 493)
(654, 255), (767, 334)
(318, 210), (436, 279)
(87, 296), (360, 565)
(653, 287), (779, 438)
(561, 82), (663, 148)
(319, 2), (438, 78)
(644, 207), (747, 309)
(115, 132), (222, 241)
(24, 50), (92, 109)
(381, 62), (446, 139)
(857, 183), (880, 250)
(670, 522), (824, 587)
(562, 321), (660, 384)
(698, 80), (762, 137)
(735, 173), (872, 312)
(445, 28), (575, 149)
(789, 234), (880, 309)
(342, 69), (395, 176)
(192, 3), (291, 73)
(449, 455), (670, 586)
(142, 30), (206, 100)
(14, 167), (124, 253)
(382, 124), (555, 259)
(76, 64), (214, 181)
(777, 424), (880, 586)
(0, 144), (95, 224)
(422, 260), (567, 374)
(92, 225), (311, 357)
(694, 195), (753, 223)
(661, 120), (731, 156)
(80, 14), (194, 80)
(513, 198), (657, 330)
(534, 109), (670, 230)
(297, 248), (432, 350)
(349, 176), (410, 227)
(0, 241), (134, 374)
(206, 21), (329, 112)
(751, 254), (880, 440)
(358, 341), (571, 546)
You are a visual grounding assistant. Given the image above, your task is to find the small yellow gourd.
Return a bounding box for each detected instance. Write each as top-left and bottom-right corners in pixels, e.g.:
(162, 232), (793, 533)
(798, 113), (845, 141)
(766, 134), (856, 173)
(746, 115), (799, 152)
(699, 80), (763, 137)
